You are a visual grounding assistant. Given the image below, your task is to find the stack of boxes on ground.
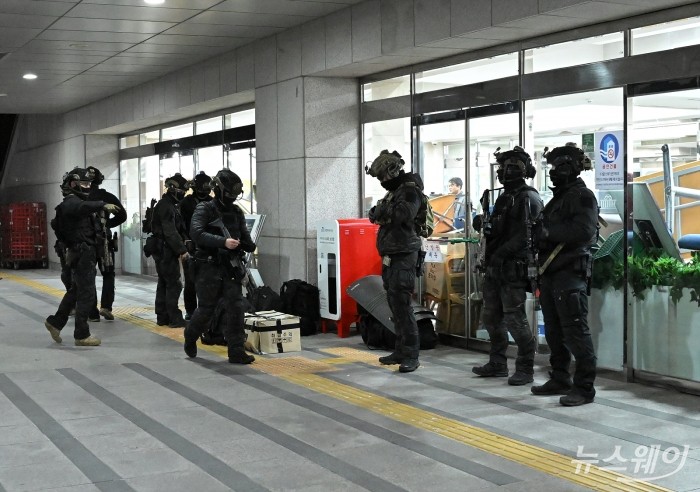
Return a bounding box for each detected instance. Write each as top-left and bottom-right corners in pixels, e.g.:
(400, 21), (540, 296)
(423, 240), (481, 337)
(244, 311), (302, 354)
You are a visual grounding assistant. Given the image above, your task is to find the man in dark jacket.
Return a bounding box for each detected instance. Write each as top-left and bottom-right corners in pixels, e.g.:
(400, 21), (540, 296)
(179, 171), (212, 320)
(151, 173), (189, 328)
(471, 146), (543, 385)
(532, 143), (598, 406)
(183, 169), (256, 364)
(45, 168), (119, 346)
(51, 174), (74, 291)
(86, 166), (127, 321)
(367, 150), (423, 373)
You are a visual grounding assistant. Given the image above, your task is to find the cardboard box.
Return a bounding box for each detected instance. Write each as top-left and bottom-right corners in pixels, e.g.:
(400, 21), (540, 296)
(425, 261), (447, 299)
(424, 255), (466, 301)
(244, 311), (302, 354)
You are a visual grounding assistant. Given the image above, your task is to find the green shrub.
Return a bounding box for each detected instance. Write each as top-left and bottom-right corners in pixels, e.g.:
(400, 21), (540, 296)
(625, 250), (700, 306)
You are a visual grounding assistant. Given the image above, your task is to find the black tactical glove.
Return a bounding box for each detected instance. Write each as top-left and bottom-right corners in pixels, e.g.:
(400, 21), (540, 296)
(368, 206), (377, 223)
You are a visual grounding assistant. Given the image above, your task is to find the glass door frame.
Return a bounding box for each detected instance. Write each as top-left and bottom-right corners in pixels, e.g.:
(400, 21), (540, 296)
(414, 101), (521, 350)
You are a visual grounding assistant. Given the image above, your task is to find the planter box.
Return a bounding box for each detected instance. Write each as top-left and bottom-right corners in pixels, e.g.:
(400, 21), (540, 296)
(631, 286), (700, 382)
(668, 289), (700, 381)
(588, 287), (624, 371)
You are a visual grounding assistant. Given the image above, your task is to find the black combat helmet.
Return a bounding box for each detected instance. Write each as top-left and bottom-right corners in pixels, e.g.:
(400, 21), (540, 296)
(85, 166), (104, 186)
(365, 150), (405, 181)
(190, 171), (212, 200)
(545, 142), (592, 187)
(495, 146), (535, 184)
(211, 169), (243, 206)
(164, 173), (188, 201)
(62, 167), (93, 199)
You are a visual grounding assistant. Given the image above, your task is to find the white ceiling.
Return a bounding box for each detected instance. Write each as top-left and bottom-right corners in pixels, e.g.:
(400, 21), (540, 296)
(0, 0), (697, 116)
(0, 0), (363, 113)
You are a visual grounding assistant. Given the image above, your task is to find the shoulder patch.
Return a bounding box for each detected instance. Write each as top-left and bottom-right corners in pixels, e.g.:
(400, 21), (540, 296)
(403, 189), (418, 203)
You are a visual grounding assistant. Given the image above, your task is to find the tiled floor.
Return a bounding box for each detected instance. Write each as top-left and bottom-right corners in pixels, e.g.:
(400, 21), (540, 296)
(0, 268), (698, 492)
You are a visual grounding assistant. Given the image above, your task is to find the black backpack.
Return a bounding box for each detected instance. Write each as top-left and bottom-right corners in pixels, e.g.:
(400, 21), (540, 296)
(248, 286), (283, 312)
(280, 279), (321, 336)
(358, 312), (396, 350)
(358, 305), (438, 351)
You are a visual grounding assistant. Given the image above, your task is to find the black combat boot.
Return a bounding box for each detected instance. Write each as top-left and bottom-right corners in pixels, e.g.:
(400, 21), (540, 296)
(560, 388), (595, 406)
(531, 377), (572, 395)
(472, 361), (508, 377)
(184, 336), (197, 358)
(379, 352), (403, 365)
(399, 358), (420, 373)
(229, 347), (255, 364)
(508, 371), (534, 386)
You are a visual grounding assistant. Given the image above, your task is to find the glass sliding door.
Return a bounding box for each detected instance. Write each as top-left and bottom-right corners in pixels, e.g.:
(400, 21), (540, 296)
(468, 112), (520, 342)
(417, 115), (468, 337)
(526, 88), (625, 370)
(417, 107), (520, 343)
(141, 155), (160, 276)
(628, 87), (700, 381)
(119, 158), (141, 274)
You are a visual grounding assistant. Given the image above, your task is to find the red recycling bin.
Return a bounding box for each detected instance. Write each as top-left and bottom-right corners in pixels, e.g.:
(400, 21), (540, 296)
(317, 218), (382, 337)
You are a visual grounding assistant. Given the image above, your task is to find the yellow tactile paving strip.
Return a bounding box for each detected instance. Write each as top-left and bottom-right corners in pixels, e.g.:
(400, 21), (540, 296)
(1, 270), (671, 492)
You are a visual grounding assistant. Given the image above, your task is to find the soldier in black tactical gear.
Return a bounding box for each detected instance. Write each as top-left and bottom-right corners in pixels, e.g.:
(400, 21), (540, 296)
(183, 169), (256, 364)
(531, 142), (598, 406)
(86, 166), (126, 321)
(51, 174), (74, 291)
(179, 172), (212, 320)
(151, 173), (189, 328)
(45, 168), (119, 346)
(472, 146), (543, 385)
(367, 150), (423, 373)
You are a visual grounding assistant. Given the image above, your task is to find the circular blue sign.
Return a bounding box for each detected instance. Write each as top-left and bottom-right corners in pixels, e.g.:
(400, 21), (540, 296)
(599, 133), (620, 164)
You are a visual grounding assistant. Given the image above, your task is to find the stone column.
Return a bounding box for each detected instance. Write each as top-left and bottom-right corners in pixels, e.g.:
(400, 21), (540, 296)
(255, 76), (360, 290)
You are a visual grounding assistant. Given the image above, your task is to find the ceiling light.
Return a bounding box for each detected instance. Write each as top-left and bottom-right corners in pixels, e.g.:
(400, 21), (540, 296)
(0, 93), (7, 97)
(23, 73), (37, 80)
(144, 0), (165, 4)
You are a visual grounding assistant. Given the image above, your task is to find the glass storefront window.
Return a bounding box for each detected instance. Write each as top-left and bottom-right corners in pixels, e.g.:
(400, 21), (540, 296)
(362, 75), (410, 102)
(140, 130), (159, 146)
(225, 109), (255, 128)
(632, 16), (700, 55)
(197, 146), (223, 177)
(416, 53), (518, 93)
(196, 116), (222, 135)
(362, 117), (412, 214)
(226, 147), (256, 213)
(119, 158), (141, 274)
(524, 33), (623, 73)
(140, 155), (160, 276)
(161, 122), (193, 141)
(120, 135), (139, 149)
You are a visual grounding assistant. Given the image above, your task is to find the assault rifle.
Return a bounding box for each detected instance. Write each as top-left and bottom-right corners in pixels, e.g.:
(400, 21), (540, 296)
(96, 210), (113, 268)
(473, 187), (491, 278)
(524, 196), (540, 309)
(208, 217), (247, 281)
